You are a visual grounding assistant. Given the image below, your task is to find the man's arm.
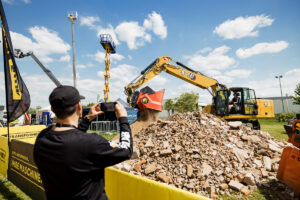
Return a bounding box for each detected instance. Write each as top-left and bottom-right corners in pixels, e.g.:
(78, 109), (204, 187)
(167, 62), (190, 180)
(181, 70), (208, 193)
(90, 102), (133, 168)
(78, 102), (103, 132)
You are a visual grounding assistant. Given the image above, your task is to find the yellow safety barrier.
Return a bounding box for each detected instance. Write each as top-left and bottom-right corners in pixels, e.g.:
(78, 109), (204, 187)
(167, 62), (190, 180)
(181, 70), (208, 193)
(0, 125), (46, 141)
(0, 136), (9, 178)
(105, 167), (211, 200)
(0, 125), (46, 135)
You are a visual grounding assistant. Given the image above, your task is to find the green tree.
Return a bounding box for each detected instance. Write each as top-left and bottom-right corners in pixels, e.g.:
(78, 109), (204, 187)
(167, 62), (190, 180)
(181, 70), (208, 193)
(291, 83), (300, 105)
(174, 92), (199, 113)
(164, 99), (174, 115)
(28, 107), (36, 114)
(36, 105), (42, 110)
(82, 102), (95, 108)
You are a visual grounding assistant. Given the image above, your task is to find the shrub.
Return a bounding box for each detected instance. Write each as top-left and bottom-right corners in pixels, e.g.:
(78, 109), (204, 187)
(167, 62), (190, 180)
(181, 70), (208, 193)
(275, 112), (296, 122)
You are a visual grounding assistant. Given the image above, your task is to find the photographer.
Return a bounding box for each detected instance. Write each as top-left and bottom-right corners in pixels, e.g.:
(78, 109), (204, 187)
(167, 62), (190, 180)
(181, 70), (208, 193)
(33, 85), (133, 200)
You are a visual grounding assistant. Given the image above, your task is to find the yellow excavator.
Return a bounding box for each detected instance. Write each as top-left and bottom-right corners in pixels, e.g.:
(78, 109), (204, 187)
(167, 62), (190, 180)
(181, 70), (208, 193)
(125, 56), (274, 129)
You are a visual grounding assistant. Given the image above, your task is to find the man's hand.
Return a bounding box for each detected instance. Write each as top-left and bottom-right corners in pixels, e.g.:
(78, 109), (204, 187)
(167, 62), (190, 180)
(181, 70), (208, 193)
(86, 102), (104, 121)
(115, 101), (127, 119)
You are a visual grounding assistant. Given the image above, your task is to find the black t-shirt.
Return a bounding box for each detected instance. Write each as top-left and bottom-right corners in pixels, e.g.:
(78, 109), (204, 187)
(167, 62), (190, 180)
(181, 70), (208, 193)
(33, 117), (132, 200)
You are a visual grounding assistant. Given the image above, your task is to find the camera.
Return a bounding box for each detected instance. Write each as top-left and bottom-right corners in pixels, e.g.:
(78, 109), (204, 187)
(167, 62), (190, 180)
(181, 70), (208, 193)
(100, 102), (117, 121)
(100, 102), (116, 112)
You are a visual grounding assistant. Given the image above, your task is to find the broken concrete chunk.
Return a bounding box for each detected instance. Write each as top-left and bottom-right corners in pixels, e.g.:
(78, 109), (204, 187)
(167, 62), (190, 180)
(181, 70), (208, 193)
(145, 138), (154, 148)
(228, 180), (244, 191)
(243, 173), (256, 186)
(174, 144), (182, 152)
(160, 148), (172, 155)
(187, 164), (193, 178)
(156, 173), (170, 183)
(228, 121), (242, 129)
(263, 156), (272, 171)
(145, 164), (156, 174)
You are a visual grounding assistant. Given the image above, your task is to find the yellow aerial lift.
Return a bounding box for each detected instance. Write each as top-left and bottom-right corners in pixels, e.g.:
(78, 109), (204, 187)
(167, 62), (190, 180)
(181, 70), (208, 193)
(125, 56), (274, 129)
(100, 34), (116, 102)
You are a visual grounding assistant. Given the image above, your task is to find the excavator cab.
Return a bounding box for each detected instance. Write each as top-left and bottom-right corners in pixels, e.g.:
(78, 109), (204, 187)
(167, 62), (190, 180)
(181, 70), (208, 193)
(215, 87), (258, 116)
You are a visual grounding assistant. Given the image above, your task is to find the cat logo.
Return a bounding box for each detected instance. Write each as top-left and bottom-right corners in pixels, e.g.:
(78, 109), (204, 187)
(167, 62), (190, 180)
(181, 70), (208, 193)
(141, 97), (149, 104)
(187, 73), (196, 80)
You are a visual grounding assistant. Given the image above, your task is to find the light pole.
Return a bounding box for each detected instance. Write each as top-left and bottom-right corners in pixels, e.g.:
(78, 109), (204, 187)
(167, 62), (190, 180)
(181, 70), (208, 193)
(275, 75), (285, 113)
(68, 12), (78, 88)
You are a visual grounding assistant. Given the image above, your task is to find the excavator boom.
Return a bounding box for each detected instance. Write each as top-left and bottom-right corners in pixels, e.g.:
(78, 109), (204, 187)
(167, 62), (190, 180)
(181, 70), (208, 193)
(125, 56), (226, 111)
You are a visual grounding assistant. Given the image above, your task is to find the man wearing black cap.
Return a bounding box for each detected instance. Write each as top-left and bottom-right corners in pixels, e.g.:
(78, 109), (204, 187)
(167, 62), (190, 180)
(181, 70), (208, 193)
(33, 85), (133, 200)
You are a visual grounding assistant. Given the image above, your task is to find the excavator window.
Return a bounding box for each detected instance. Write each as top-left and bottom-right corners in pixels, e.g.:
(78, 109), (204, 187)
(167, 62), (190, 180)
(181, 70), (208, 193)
(215, 90), (229, 116)
(243, 88), (258, 115)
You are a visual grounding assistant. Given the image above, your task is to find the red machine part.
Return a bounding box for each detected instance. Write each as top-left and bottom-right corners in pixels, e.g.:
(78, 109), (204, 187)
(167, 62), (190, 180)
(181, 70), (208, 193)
(288, 119), (300, 148)
(136, 89), (165, 111)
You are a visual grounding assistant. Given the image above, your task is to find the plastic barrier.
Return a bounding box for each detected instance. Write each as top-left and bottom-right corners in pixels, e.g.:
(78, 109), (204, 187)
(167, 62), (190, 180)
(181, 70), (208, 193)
(277, 146), (300, 193)
(105, 167), (211, 200)
(0, 125), (46, 140)
(0, 135), (9, 178)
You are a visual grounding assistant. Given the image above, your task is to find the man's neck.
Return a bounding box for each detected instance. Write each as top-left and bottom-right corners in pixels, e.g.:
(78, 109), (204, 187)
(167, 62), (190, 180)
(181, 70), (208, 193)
(55, 115), (79, 129)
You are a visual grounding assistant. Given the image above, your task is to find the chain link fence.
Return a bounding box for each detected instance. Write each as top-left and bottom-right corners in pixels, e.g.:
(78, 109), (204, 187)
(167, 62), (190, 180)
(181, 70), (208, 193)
(89, 121), (119, 134)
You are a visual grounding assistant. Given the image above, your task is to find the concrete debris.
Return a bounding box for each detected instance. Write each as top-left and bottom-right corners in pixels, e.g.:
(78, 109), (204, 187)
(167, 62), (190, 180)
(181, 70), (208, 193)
(263, 156), (272, 171)
(116, 112), (296, 197)
(228, 180), (245, 191)
(228, 121), (242, 129)
(243, 173), (256, 186)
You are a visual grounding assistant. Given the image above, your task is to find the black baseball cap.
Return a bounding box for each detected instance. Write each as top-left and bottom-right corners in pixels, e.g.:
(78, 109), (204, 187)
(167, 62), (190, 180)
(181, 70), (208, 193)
(49, 85), (83, 109)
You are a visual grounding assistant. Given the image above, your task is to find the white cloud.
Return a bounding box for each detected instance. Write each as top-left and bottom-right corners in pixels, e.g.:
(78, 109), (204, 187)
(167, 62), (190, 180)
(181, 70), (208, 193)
(80, 12), (167, 50)
(77, 64), (87, 69)
(245, 68), (300, 98)
(214, 75), (233, 84)
(236, 41), (289, 59)
(184, 46), (235, 71)
(143, 11), (167, 39)
(10, 26), (70, 63)
(225, 69), (253, 78)
(79, 16), (100, 28)
(59, 55), (70, 62)
(214, 15), (274, 39)
(115, 21), (151, 50)
(3, 0), (30, 3)
(205, 70), (221, 77)
(90, 51), (125, 63)
(2, 0), (14, 4)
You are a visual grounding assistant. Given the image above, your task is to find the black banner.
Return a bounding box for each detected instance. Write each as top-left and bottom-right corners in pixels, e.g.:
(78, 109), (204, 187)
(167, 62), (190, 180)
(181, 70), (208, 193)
(0, 0), (30, 122)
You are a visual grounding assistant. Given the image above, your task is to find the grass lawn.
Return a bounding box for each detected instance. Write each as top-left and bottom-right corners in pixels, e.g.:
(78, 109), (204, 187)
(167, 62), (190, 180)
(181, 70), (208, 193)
(0, 119), (292, 200)
(259, 119), (288, 141)
(0, 175), (31, 200)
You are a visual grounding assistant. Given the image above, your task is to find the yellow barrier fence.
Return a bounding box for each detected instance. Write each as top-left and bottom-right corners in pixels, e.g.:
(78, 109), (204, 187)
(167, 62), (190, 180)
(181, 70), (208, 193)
(0, 136), (9, 178)
(105, 167), (211, 200)
(0, 125), (46, 141)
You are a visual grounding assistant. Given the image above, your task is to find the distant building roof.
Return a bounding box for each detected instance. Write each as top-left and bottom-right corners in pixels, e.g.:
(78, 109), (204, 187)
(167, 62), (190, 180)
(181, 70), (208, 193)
(260, 96), (291, 100)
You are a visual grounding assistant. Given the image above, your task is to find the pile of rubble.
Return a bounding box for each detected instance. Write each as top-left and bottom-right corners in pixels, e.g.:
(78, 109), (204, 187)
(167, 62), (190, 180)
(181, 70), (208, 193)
(114, 112), (298, 198)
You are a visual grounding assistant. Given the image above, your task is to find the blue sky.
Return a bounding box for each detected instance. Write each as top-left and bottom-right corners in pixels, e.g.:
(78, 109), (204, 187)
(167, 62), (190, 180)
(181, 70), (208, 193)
(0, 0), (299, 107)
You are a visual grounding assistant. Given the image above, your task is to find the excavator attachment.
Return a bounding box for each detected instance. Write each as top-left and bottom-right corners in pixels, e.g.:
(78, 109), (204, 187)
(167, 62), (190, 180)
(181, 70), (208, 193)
(136, 87), (165, 111)
(128, 86), (165, 112)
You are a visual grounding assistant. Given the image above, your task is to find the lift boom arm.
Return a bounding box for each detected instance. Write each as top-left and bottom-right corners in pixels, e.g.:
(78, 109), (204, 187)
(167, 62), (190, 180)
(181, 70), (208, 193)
(14, 49), (62, 87)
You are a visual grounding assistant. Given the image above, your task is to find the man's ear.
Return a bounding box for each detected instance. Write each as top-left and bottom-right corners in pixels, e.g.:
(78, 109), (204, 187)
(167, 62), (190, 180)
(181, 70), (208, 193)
(51, 107), (54, 112)
(77, 102), (82, 110)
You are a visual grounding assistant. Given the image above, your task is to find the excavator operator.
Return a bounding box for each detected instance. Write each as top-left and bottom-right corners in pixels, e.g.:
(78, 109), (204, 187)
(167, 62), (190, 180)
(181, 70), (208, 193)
(229, 92), (240, 113)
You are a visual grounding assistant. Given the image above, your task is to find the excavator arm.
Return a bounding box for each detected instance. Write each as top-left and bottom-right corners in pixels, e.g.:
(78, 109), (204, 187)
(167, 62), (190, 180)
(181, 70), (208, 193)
(125, 56), (227, 110)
